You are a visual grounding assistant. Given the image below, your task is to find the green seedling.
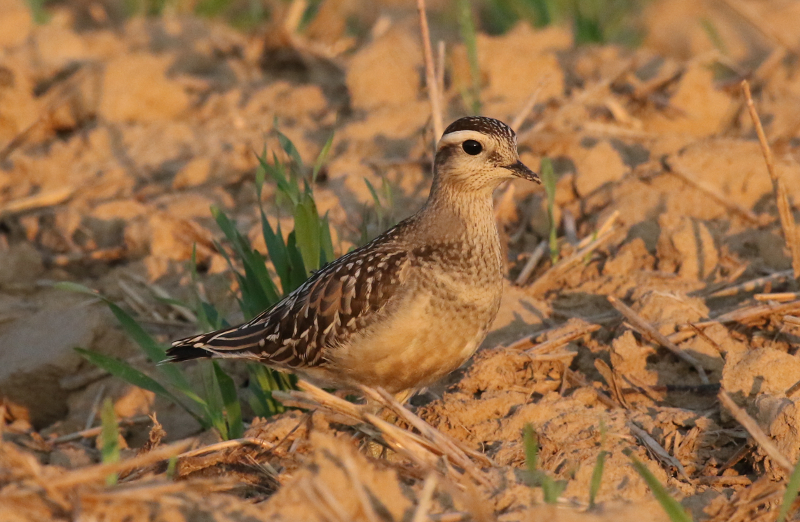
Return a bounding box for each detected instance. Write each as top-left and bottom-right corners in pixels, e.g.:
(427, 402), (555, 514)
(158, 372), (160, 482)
(99, 398), (120, 486)
(523, 423), (567, 504)
(588, 420), (608, 508)
(61, 129), (338, 436)
(458, 0), (482, 114)
(540, 158), (559, 264)
(778, 459), (800, 522)
(624, 449), (693, 522)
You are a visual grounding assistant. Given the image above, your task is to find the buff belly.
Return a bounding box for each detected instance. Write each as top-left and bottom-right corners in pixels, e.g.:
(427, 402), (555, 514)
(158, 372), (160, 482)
(324, 289), (499, 393)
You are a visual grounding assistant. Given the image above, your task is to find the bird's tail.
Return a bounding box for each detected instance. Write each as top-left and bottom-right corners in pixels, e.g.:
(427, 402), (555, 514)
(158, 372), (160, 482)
(163, 343), (210, 363)
(164, 327), (235, 363)
(164, 324), (265, 364)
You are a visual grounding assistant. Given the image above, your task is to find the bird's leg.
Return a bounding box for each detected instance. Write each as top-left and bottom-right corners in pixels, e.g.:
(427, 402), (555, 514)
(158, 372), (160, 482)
(392, 389), (415, 406)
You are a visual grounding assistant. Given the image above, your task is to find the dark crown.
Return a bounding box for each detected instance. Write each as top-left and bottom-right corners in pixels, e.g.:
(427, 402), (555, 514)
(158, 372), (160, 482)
(442, 116), (516, 142)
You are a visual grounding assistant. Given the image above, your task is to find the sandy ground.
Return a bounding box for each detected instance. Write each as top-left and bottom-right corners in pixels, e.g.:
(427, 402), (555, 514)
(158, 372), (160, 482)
(3, 0), (800, 520)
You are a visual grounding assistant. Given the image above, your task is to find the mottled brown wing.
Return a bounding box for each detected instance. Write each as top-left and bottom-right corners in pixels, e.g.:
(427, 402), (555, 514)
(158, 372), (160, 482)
(167, 242), (409, 369)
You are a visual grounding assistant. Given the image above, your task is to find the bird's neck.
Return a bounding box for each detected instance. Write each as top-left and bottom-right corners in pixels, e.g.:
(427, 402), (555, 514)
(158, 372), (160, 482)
(414, 181), (500, 246)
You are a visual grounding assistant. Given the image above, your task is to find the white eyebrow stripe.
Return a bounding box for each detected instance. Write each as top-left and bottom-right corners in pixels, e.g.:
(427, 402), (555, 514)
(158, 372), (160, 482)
(437, 130), (487, 150)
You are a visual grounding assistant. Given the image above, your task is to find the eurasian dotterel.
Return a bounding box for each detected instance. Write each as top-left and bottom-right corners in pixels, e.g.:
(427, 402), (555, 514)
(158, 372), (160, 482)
(167, 116), (540, 399)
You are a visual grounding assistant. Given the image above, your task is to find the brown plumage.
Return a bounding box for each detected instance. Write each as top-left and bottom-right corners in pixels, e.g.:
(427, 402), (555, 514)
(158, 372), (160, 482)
(167, 116), (539, 394)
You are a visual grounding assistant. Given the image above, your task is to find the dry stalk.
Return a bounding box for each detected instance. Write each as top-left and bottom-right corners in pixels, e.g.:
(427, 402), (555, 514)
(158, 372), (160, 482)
(785, 315), (800, 328)
(510, 320), (601, 354)
(311, 478), (352, 522)
(436, 40), (446, 100)
(580, 210), (620, 249)
(412, 474), (439, 522)
(525, 351), (578, 362)
(53, 415), (152, 443)
(176, 437), (276, 459)
(720, 0), (799, 55)
(0, 65), (90, 163)
(510, 77), (551, 132)
(276, 380), (365, 422)
(514, 240), (548, 286)
(280, 380), (493, 489)
(690, 299), (800, 328)
(519, 59), (635, 141)
(340, 453), (381, 522)
(78, 480), (212, 502)
(754, 292), (800, 302)
(0, 187), (74, 218)
(594, 359), (628, 409)
(417, 0), (443, 140)
(582, 122), (656, 140)
(741, 80), (800, 281)
(361, 386), (492, 468)
(429, 512), (469, 522)
(365, 414), (440, 470)
(47, 440), (192, 489)
(708, 269), (793, 298)
(48, 246), (128, 267)
(528, 219), (620, 295)
(664, 158), (762, 225)
(565, 370), (619, 409)
(786, 378), (800, 397)
(299, 476), (349, 522)
(696, 475), (752, 486)
(718, 390), (792, 472)
(127, 273), (198, 323)
(628, 422), (690, 481)
(608, 296), (710, 384)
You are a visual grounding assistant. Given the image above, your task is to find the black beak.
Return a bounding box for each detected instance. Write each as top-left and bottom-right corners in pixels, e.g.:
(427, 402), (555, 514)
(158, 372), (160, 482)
(505, 160), (540, 184)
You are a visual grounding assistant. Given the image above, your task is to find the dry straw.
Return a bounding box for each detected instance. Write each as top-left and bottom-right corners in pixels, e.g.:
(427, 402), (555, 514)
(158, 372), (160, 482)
(741, 80), (800, 281)
(718, 390), (793, 472)
(417, 0), (443, 140)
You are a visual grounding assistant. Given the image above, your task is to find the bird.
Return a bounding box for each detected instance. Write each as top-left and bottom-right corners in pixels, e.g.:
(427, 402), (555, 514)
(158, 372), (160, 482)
(167, 116), (540, 399)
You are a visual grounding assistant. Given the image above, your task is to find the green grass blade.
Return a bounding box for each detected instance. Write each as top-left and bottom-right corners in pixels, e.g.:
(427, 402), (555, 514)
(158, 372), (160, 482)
(542, 477), (567, 505)
(57, 283), (211, 427)
(255, 145), (267, 200)
(778, 459), (800, 522)
(75, 348), (171, 399)
(381, 176), (394, 221)
(99, 398), (120, 486)
(276, 127), (304, 172)
(54, 281), (166, 364)
(293, 198), (321, 274)
(286, 231), (308, 291)
(531, 0), (551, 26)
(522, 423), (565, 504)
(589, 450), (607, 507)
(320, 214), (335, 264)
(312, 132), (334, 183)
(56, 282), (197, 393)
(212, 207), (280, 313)
(261, 212), (291, 293)
(74, 348), (206, 426)
(270, 160), (300, 205)
(213, 362), (244, 439)
(190, 244), (223, 331)
(260, 151), (298, 205)
(457, 0), (481, 114)
(625, 449), (692, 522)
(247, 364), (280, 417)
(203, 361), (228, 439)
(166, 455), (178, 479)
(523, 424), (538, 473)
(364, 178), (383, 216)
(540, 157), (559, 263)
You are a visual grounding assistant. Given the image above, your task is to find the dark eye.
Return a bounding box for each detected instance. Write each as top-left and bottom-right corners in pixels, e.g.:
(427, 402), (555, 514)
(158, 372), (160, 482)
(462, 140), (482, 155)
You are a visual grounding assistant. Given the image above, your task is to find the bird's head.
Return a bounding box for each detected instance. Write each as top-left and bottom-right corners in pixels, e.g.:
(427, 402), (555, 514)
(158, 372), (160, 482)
(433, 116), (540, 193)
